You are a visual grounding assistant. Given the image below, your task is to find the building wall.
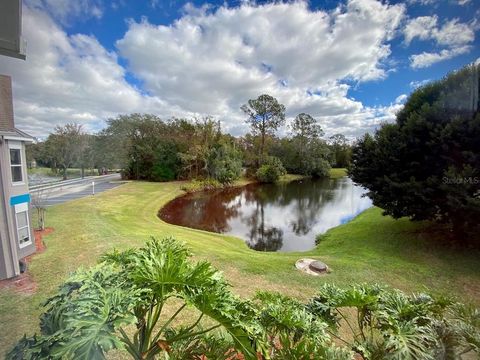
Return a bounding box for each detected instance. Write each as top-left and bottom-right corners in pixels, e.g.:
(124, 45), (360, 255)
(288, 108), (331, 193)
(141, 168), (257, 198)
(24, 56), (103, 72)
(0, 74), (35, 280)
(6, 139), (35, 258)
(0, 143), (17, 279)
(0, 139), (35, 280)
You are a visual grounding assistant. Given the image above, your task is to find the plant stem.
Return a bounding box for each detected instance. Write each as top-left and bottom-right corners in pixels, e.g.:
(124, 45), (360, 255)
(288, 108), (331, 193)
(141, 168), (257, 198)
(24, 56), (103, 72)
(337, 308), (357, 340)
(152, 303), (187, 345)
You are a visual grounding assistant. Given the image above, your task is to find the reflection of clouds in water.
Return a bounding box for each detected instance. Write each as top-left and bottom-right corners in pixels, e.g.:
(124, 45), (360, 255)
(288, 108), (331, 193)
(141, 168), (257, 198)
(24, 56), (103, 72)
(160, 177), (372, 252)
(245, 178), (371, 251)
(233, 178), (371, 251)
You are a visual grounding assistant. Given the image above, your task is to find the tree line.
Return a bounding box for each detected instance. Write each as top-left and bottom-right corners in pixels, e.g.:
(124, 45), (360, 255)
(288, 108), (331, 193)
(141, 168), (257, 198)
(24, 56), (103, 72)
(27, 96), (352, 183)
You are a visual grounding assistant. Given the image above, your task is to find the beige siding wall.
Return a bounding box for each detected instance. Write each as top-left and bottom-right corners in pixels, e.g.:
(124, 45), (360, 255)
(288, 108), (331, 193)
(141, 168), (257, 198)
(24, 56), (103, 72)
(0, 140), (17, 279)
(3, 139), (35, 259)
(0, 139), (35, 279)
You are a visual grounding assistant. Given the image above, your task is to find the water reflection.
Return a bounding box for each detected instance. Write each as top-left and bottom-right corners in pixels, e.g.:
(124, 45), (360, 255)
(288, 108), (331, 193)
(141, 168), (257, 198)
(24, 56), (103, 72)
(159, 177), (372, 252)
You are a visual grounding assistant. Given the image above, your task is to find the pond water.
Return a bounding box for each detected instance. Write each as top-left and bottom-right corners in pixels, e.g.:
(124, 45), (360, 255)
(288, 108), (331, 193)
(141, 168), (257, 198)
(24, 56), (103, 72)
(159, 177), (372, 252)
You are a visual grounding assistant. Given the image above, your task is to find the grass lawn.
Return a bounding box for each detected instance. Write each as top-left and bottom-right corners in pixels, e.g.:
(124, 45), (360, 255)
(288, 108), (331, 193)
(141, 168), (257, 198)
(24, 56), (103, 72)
(1, 169), (479, 355)
(28, 166), (98, 179)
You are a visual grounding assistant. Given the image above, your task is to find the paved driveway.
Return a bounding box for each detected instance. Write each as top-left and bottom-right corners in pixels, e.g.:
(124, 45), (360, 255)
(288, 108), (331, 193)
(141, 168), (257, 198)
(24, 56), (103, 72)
(31, 173), (124, 206)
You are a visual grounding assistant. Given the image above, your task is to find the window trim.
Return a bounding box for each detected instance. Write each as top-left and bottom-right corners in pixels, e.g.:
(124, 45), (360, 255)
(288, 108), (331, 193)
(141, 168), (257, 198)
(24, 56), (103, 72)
(8, 142), (25, 186)
(14, 203), (32, 249)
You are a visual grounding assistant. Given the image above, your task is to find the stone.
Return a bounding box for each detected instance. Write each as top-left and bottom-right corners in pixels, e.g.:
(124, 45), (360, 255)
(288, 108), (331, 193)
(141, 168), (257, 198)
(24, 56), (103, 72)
(295, 258), (329, 276)
(308, 260), (328, 273)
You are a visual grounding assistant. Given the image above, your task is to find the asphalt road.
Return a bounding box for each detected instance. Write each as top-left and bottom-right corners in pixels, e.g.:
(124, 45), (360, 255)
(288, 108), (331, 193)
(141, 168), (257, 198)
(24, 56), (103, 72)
(31, 173), (124, 206)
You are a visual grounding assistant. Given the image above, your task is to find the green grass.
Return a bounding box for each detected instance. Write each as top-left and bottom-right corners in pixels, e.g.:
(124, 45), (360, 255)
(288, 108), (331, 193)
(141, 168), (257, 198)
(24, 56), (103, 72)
(328, 168), (348, 178)
(28, 167), (98, 179)
(1, 168), (479, 355)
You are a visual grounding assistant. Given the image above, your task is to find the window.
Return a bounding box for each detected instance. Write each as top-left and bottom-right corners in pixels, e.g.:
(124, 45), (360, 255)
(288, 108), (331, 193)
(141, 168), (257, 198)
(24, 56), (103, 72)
(9, 143), (24, 184)
(15, 203), (31, 248)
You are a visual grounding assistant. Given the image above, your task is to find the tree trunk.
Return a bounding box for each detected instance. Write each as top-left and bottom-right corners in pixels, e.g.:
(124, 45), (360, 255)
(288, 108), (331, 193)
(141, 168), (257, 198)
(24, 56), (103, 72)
(40, 209), (45, 231)
(260, 133), (265, 166)
(81, 166), (85, 179)
(62, 166), (67, 180)
(37, 208), (46, 231)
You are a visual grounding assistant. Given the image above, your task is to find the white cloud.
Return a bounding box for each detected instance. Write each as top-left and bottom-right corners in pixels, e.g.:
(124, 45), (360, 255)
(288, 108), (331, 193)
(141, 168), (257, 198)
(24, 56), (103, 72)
(395, 94), (408, 104)
(410, 46), (471, 69)
(407, 0), (438, 5)
(117, 0), (405, 137)
(408, 0), (471, 5)
(0, 7), (185, 137)
(404, 16), (475, 47)
(404, 16), (439, 45)
(409, 79), (431, 88)
(26, 0), (104, 24)
(404, 15), (476, 68)
(1, 1), (407, 139)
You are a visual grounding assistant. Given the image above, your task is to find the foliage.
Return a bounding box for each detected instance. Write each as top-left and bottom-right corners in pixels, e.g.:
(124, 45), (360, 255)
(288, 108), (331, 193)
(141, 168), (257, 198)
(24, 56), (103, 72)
(254, 291), (353, 359)
(180, 178), (223, 193)
(241, 94), (286, 164)
(271, 137), (331, 177)
(178, 117), (221, 179)
(7, 264), (138, 359)
(328, 134), (352, 168)
(8, 238), (261, 360)
(307, 283), (480, 360)
(350, 63), (480, 243)
(291, 113), (324, 139)
(255, 156), (286, 183)
(120, 115), (183, 181)
(207, 143), (242, 184)
(10, 252), (479, 360)
(43, 123), (86, 180)
(28, 96), (341, 181)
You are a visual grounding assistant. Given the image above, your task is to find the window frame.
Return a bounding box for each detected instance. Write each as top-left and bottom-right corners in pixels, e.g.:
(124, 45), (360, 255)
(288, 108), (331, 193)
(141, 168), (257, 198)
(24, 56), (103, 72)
(14, 203), (32, 249)
(8, 142), (25, 186)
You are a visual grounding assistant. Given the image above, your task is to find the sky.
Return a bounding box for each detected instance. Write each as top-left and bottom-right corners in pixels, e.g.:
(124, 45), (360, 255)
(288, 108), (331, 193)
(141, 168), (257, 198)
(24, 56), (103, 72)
(0, 0), (479, 139)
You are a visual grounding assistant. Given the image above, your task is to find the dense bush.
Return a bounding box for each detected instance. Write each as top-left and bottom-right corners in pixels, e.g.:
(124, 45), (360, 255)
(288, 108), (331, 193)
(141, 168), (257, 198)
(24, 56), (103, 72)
(207, 143), (242, 184)
(271, 137), (331, 177)
(8, 238), (479, 360)
(350, 64), (480, 243)
(255, 156), (286, 183)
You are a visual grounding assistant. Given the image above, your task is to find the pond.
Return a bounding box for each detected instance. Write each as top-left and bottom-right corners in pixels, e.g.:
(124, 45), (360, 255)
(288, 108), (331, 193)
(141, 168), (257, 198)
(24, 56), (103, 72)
(159, 177), (372, 252)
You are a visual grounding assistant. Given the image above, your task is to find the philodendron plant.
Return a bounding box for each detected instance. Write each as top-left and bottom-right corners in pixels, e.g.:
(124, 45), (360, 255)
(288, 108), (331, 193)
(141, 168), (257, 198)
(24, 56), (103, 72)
(7, 237), (479, 360)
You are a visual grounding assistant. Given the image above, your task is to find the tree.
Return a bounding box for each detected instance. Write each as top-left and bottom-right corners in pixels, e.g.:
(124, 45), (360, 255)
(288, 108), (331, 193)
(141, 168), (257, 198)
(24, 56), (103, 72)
(329, 134), (352, 168)
(350, 63), (480, 243)
(45, 123), (85, 180)
(291, 113), (323, 140)
(289, 113), (330, 177)
(76, 134), (95, 178)
(241, 94), (286, 165)
(30, 184), (52, 230)
(206, 142), (242, 184)
(255, 156), (286, 183)
(179, 117), (220, 179)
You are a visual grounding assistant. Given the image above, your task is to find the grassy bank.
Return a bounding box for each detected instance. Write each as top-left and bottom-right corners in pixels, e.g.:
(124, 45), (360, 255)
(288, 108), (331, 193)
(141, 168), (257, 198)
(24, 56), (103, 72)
(328, 167), (347, 178)
(1, 168), (479, 355)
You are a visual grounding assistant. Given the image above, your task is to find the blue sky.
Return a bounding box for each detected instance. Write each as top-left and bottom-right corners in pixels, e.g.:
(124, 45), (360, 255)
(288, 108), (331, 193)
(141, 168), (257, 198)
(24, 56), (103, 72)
(0, 0), (479, 138)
